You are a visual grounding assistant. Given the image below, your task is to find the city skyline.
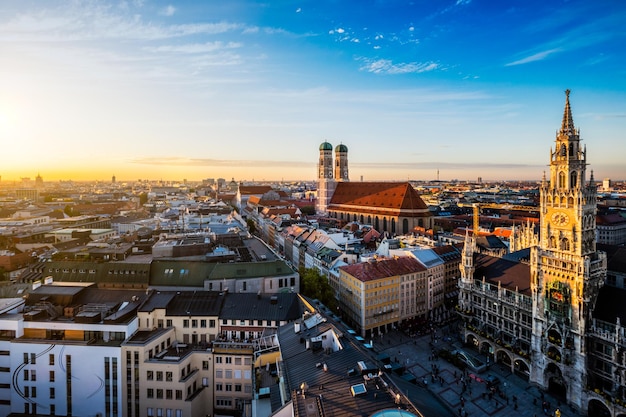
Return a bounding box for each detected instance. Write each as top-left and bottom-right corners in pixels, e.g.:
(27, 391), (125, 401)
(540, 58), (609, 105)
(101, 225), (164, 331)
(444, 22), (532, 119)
(1, 0), (625, 183)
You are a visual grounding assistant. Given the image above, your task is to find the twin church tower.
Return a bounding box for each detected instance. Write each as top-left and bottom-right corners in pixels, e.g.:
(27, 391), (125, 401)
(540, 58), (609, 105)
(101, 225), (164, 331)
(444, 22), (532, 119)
(316, 142), (349, 214)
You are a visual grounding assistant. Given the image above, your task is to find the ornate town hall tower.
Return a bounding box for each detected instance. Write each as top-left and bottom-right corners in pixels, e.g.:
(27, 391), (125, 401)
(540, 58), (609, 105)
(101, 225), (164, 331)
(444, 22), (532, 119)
(529, 90), (606, 409)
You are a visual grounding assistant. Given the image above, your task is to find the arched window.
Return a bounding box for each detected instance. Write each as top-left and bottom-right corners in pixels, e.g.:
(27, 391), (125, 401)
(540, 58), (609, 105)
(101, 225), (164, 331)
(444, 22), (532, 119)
(570, 171), (577, 188)
(391, 219), (396, 234)
(569, 143), (574, 157)
(549, 236), (556, 248)
(360, 215), (364, 223)
(383, 218), (388, 232)
(560, 238), (570, 251)
(375, 216), (380, 231)
(403, 219), (409, 234)
(560, 144), (567, 157)
(368, 216), (372, 225)
(558, 171), (566, 189)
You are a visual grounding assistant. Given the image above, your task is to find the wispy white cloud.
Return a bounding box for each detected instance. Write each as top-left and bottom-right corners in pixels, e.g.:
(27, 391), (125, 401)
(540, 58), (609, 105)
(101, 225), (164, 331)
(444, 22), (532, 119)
(360, 59), (439, 74)
(505, 48), (561, 66)
(508, 8), (623, 68)
(0, 3), (244, 42)
(242, 26), (259, 34)
(328, 28), (346, 35)
(159, 5), (176, 17)
(145, 41), (242, 54)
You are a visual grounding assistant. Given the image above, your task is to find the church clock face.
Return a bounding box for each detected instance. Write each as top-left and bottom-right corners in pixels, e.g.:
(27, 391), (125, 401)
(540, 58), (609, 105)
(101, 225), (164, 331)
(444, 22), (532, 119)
(551, 211), (570, 226)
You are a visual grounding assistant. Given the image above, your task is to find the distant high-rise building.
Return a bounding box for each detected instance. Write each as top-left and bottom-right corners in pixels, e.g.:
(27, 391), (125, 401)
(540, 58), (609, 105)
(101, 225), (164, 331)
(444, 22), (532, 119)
(35, 173), (43, 188)
(112, 174), (116, 183)
(602, 178), (611, 191)
(15, 189), (39, 201)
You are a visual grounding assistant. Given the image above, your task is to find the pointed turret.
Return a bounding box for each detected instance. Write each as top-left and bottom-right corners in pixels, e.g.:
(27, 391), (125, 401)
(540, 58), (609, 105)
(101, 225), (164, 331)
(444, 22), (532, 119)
(560, 89), (575, 135)
(460, 229), (475, 283)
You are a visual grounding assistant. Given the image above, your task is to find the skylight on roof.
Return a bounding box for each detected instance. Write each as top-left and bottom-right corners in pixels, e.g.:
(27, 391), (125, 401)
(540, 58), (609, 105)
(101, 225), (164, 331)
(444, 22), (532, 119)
(350, 383), (367, 397)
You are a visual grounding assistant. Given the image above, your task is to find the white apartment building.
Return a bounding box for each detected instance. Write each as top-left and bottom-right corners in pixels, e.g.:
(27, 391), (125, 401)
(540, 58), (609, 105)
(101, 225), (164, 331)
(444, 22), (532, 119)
(0, 284), (143, 417)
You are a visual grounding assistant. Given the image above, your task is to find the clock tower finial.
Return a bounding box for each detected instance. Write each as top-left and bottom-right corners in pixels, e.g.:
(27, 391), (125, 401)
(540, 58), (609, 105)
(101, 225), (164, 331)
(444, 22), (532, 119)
(560, 89), (575, 136)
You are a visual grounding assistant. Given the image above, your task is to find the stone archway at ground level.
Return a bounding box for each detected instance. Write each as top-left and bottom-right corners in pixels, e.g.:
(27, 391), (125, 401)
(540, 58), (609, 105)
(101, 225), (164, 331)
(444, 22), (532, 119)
(545, 362), (567, 402)
(479, 340), (494, 356)
(465, 333), (479, 349)
(513, 358), (530, 380)
(587, 399), (611, 417)
(495, 349), (512, 366)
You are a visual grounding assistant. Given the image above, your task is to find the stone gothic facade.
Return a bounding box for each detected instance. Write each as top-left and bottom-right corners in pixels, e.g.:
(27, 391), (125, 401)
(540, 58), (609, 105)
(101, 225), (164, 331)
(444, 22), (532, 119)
(456, 91), (623, 416)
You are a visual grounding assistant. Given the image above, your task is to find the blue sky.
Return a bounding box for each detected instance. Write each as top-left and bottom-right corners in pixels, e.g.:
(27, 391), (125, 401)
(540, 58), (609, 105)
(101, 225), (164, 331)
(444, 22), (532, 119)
(1, 0), (624, 182)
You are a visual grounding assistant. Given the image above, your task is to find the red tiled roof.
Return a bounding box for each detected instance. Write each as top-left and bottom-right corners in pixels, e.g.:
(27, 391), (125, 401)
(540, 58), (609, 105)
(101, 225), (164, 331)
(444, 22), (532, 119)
(258, 199), (290, 207)
(328, 182), (429, 217)
(247, 195), (262, 205)
(340, 256), (426, 282)
(262, 208), (299, 217)
(362, 228), (381, 243)
(291, 199), (315, 208)
(493, 228), (512, 238)
(217, 193), (236, 201)
(239, 186), (273, 195)
(432, 245), (461, 258)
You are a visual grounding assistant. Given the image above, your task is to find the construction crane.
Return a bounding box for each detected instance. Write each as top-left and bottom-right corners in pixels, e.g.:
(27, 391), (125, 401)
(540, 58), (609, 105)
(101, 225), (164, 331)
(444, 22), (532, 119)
(469, 202), (539, 235)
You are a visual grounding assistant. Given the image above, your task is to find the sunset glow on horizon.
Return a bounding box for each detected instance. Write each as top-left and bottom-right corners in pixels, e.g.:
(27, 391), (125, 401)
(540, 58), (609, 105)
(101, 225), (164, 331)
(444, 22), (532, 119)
(1, 0), (625, 184)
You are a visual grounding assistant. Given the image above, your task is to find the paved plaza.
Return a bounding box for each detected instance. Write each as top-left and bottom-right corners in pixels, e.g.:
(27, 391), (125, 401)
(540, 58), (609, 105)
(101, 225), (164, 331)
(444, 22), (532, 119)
(372, 323), (578, 417)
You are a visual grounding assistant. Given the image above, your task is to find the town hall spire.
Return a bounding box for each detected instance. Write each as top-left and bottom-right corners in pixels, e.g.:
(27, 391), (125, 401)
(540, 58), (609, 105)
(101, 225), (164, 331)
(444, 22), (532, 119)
(560, 89), (576, 136)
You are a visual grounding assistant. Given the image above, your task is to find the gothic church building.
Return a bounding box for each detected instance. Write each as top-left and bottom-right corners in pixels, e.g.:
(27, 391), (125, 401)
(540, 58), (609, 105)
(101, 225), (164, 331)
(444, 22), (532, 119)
(316, 142), (433, 235)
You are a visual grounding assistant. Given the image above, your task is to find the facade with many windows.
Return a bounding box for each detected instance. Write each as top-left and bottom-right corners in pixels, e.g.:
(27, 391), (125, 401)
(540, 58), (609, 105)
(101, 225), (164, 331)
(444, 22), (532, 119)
(0, 282), (299, 417)
(212, 342), (254, 415)
(123, 327), (212, 417)
(338, 256), (428, 337)
(456, 91), (626, 416)
(0, 285), (142, 417)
